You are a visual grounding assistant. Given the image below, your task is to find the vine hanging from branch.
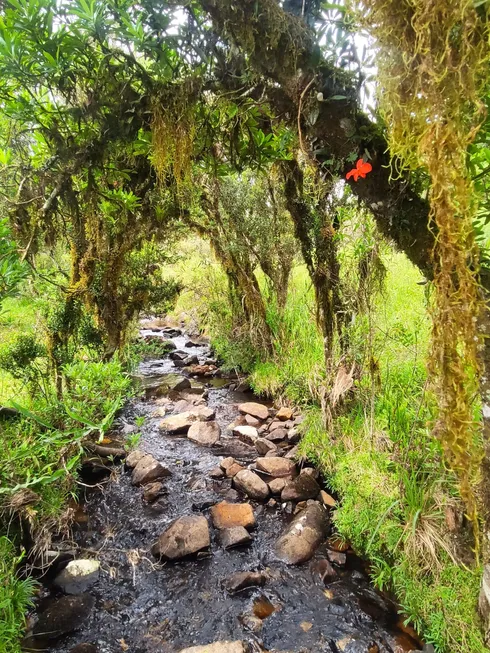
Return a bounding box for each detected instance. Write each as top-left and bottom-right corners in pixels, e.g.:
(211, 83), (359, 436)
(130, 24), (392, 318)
(359, 0), (490, 546)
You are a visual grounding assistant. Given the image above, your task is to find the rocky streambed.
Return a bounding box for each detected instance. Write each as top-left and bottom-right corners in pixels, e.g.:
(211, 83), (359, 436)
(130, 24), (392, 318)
(23, 321), (428, 653)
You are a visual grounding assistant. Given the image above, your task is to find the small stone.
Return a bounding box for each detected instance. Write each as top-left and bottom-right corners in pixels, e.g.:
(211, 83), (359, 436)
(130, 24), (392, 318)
(268, 421), (284, 432)
(223, 570), (268, 593)
(287, 428), (301, 444)
(256, 438), (277, 455)
(268, 477), (287, 494)
(125, 450), (146, 469)
(267, 498), (277, 508)
(327, 549), (347, 566)
(266, 428), (288, 442)
(238, 402), (269, 421)
(210, 501), (255, 530)
(69, 645), (97, 653)
(256, 457), (297, 478)
(33, 594), (95, 640)
(159, 412), (196, 434)
(209, 466), (225, 479)
(131, 455), (171, 486)
(311, 557), (338, 583)
(281, 471), (321, 502)
(241, 613), (263, 633)
(220, 457), (236, 471)
(234, 470), (269, 501)
(320, 490), (337, 507)
(285, 445), (299, 460)
(276, 406), (293, 421)
(143, 481), (165, 503)
(302, 467), (319, 479)
(233, 425), (259, 446)
(294, 415), (305, 425)
(244, 414), (260, 427)
(131, 454), (171, 485)
(327, 536), (350, 552)
(220, 526), (252, 549)
(179, 643), (246, 653)
(188, 421), (221, 446)
(222, 462), (241, 477)
(152, 515), (210, 560)
(54, 560), (100, 595)
(276, 502), (329, 564)
(184, 355), (199, 365)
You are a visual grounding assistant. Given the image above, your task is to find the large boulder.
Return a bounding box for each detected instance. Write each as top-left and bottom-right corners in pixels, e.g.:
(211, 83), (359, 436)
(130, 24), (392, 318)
(234, 470), (269, 501)
(33, 594), (95, 640)
(210, 501), (255, 530)
(256, 457), (297, 478)
(238, 402), (269, 421)
(281, 471), (321, 502)
(187, 421), (221, 446)
(275, 502), (329, 564)
(54, 559), (100, 595)
(152, 515), (210, 560)
(131, 454), (171, 486)
(179, 643), (246, 653)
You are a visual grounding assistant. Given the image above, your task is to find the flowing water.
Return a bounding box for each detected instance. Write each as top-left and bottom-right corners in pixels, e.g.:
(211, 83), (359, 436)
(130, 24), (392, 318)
(26, 323), (425, 653)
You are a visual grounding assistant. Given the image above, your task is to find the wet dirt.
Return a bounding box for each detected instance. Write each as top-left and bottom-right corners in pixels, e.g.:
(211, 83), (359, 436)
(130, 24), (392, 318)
(30, 326), (424, 653)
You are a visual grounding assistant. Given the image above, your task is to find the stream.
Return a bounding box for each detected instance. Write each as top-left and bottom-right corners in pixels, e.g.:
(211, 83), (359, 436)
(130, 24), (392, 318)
(24, 320), (427, 653)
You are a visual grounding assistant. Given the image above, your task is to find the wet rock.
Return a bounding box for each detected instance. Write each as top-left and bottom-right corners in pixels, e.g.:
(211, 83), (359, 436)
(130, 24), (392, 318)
(285, 445), (300, 460)
(125, 450), (146, 469)
(320, 490), (337, 507)
(294, 415), (305, 425)
(275, 502), (329, 564)
(256, 437), (277, 455)
(173, 359), (187, 368)
(240, 612), (263, 633)
(33, 594), (95, 640)
(54, 559), (100, 595)
(143, 481), (165, 503)
(159, 412), (196, 434)
(313, 557), (338, 583)
(276, 406), (294, 421)
(69, 645), (97, 653)
(209, 466), (225, 479)
(220, 457), (237, 472)
(226, 462), (244, 478)
(327, 549), (347, 566)
(233, 425), (259, 446)
(184, 355), (199, 365)
(288, 427), (301, 444)
(131, 455), (171, 486)
(256, 457), (297, 478)
(244, 414), (260, 427)
(152, 515), (210, 560)
(179, 643), (246, 653)
(266, 427), (288, 442)
(188, 421), (221, 447)
(223, 488), (240, 502)
(281, 471), (321, 502)
(268, 421), (284, 432)
(169, 350), (187, 361)
(184, 339), (202, 348)
(267, 498), (277, 508)
(210, 501), (256, 530)
(302, 466), (320, 479)
(160, 375), (191, 393)
(173, 399), (194, 413)
(328, 536), (350, 552)
(220, 526), (252, 549)
(223, 570), (268, 593)
(238, 401), (269, 421)
(268, 477), (287, 494)
(234, 469), (269, 501)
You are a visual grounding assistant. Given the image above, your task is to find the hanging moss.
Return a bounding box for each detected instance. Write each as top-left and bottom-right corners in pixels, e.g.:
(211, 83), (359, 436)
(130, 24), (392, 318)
(360, 0), (490, 548)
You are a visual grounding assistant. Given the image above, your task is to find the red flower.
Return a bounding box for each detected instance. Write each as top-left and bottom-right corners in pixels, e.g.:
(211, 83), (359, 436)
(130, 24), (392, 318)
(346, 158), (372, 182)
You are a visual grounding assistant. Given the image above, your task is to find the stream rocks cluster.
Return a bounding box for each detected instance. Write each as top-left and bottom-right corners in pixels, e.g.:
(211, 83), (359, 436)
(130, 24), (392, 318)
(25, 320), (427, 653)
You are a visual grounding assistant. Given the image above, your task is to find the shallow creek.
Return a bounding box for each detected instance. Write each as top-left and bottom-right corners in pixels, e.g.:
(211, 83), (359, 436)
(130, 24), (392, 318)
(27, 324), (425, 653)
